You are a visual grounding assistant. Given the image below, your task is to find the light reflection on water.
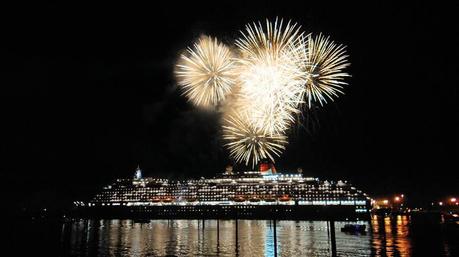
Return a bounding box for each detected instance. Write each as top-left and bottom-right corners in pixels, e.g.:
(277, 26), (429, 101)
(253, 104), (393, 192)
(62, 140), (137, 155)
(371, 215), (411, 257)
(61, 216), (457, 257)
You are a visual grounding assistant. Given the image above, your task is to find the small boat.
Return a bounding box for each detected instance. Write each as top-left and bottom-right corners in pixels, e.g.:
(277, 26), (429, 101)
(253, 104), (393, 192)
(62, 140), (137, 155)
(444, 212), (459, 224)
(341, 224), (366, 233)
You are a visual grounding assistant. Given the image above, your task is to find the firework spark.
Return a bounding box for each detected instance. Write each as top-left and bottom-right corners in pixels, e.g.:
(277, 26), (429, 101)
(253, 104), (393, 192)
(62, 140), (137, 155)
(222, 113), (288, 168)
(235, 55), (305, 134)
(175, 36), (237, 108)
(235, 19), (307, 135)
(299, 34), (350, 107)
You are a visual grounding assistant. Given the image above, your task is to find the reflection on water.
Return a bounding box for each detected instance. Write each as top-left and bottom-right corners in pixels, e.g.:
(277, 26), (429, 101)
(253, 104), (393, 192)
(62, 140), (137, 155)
(371, 215), (411, 257)
(59, 216), (458, 257)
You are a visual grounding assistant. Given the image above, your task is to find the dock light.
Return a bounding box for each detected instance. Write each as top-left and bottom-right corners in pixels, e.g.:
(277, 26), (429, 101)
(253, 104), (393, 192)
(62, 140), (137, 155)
(383, 199), (389, 204)
(439, 202), (443, 206)
(451, 198), (457, 203)
(394, 196), (400, 202)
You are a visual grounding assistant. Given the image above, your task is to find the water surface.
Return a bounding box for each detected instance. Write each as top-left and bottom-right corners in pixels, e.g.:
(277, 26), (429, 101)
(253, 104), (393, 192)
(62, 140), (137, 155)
(11, 216), (459, 256)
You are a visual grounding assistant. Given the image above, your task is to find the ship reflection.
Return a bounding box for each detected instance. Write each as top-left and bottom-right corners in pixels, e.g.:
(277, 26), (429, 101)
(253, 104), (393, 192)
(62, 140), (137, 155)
(62, 216), (456, 257)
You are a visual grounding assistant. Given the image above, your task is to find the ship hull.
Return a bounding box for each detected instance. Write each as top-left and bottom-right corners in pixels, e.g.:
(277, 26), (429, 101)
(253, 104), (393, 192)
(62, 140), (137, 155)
(75, 205), (370, 221)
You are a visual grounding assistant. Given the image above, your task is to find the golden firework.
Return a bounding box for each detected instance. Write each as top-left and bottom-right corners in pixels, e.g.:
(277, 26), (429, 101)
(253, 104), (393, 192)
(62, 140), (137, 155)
(222, 113), (288, 168)
(235, 19), (306, 135)
(236, 18), (303, 61)
(300, 34), (350, 106)
(175, 20), (352, 168)
(176, 36), (237, 108)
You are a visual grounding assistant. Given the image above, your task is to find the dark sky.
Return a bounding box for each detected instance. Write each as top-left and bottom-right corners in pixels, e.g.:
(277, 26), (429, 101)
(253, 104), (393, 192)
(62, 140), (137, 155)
(2, 1), (457, 210)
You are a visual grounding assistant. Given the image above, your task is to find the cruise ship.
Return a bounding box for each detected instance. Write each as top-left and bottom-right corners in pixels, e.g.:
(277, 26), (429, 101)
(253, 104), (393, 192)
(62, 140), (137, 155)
(75, 164), (372, 220)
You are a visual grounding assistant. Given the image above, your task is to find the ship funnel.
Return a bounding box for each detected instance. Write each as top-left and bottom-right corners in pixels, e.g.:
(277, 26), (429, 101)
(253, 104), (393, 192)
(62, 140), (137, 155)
(225, 165), (233, 175)
(259, 161), (276, 174)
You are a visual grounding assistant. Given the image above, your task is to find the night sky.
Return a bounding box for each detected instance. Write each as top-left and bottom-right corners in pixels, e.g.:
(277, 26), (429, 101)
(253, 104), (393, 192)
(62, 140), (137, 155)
(2, 1), (457, 212)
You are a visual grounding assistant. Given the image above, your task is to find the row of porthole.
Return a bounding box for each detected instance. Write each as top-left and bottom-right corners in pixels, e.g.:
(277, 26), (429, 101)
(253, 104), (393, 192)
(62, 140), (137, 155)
(95, 192), (362, 198)
(94, 196), (363, 202)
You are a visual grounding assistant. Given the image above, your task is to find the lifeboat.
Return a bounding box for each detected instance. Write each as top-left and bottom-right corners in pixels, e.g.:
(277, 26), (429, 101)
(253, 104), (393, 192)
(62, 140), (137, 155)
(249, 196), (261, 202)
(162, 197), (174, 203)
(233, 196), (246, 202)
(279, 195), (291, 201)
(186, 197), (197, 202)
(263, 195), (277, 202)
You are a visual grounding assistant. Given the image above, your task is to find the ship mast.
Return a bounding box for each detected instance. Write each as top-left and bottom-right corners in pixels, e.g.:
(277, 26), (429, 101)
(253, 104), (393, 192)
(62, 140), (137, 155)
(134, 165), (142, 180)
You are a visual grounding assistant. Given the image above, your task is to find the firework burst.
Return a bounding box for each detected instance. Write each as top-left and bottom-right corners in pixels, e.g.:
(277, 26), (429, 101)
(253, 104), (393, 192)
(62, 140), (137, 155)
(235, 55), (305, 134)
(175, 36), (237, 108)
(298, 34), (350, 107)
(222, 113), (288, 168)
(235, 19), (307, 135)
(175, 20), (352, 168)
